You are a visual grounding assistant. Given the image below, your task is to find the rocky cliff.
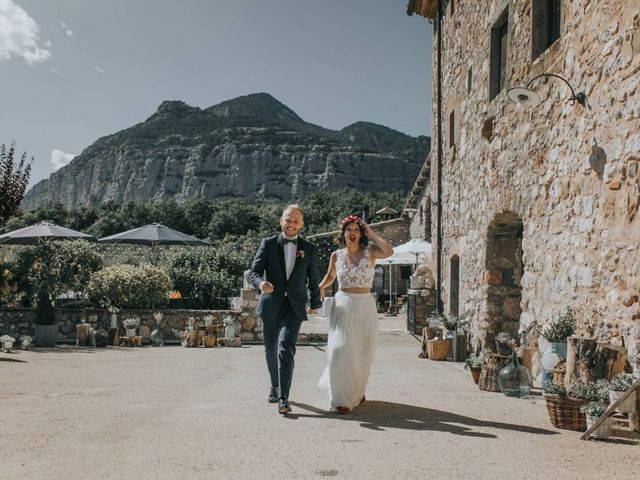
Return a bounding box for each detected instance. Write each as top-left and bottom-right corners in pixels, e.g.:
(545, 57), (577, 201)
(23, 93), (430, 208)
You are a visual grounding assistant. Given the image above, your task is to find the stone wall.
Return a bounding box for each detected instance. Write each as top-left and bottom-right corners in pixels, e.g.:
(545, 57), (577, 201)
(421, 1), (640, 362)
(0, 288), (262, 343)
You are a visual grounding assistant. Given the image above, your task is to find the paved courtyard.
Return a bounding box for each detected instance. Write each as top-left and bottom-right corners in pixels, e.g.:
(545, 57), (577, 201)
(1, 330), (638, 480)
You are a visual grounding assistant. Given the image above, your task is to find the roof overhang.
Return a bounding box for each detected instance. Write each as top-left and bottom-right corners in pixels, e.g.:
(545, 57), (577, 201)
(406, 0), (437, 20)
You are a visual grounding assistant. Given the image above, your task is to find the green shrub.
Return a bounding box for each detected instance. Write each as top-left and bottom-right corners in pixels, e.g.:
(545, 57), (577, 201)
(167, 246), (250, 309)
(87, 264), (171, 309)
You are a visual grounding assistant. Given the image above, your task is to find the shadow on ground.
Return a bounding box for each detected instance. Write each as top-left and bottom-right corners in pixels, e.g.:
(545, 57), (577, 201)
(289, 400), (558, 438)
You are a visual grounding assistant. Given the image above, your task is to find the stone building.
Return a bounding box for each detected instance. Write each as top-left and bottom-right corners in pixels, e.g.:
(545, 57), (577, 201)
(408, 1), (640, 358)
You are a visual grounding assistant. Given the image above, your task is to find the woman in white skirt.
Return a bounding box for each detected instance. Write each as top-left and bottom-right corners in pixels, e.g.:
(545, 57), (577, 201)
(318, 215), (392, 414)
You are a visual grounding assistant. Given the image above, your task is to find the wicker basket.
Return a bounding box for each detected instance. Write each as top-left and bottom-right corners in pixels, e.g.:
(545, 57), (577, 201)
(426, 339), (450, 361)
(543, 394), (586, 431)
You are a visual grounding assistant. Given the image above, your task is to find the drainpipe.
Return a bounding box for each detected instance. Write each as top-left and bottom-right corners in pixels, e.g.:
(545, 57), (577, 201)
(436, 0), (443, 313)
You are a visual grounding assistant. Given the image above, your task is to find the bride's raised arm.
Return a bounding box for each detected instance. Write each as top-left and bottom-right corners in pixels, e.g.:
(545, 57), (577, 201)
(363, 223), (393, 260)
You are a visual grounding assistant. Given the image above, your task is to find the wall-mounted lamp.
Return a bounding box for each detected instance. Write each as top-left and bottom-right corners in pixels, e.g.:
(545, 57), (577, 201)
(507, 73), (586, 108)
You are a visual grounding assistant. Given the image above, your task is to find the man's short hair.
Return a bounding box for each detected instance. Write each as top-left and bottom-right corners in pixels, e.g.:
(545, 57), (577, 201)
(282, 204), (303, 218)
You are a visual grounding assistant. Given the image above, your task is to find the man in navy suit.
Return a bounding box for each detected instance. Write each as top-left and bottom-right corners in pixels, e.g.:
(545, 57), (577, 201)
(249, 204), (321, 414)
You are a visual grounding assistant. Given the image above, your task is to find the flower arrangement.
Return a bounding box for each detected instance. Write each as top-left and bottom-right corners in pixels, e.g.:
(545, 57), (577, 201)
(153, 312), (163, 323)
(580, 401), (608, 417)
(122, 317), (140, 330)
(1, 334), (16, 352)
(542, 307), (576, 343)
(19, 335), (33, 350)
(543, 382), (567, 397)
(340, 215), (361, 229)
(203, 314), (214, 327)
(609, 373), (634, 392)
(187, 317), (196, 330)
(495, 331), (517, 354)
(296, 248), (304, 258)
(567, 380), (609, 403)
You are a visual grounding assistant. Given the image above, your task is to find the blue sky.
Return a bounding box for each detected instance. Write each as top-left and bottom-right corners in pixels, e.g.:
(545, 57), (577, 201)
(0, 0), (433, 186)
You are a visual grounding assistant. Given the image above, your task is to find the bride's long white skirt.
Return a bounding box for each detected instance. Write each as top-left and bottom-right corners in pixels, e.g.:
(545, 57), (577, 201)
(318, 291), (378, 411)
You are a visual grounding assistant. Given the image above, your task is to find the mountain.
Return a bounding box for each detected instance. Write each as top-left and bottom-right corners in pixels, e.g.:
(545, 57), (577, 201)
(23, 93), (430, 209)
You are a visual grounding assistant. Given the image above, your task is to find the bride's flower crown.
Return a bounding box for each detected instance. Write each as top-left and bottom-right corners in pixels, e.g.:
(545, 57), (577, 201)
(340, 215), (361, 230)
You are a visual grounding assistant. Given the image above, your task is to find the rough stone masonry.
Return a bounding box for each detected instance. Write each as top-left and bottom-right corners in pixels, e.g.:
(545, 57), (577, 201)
(412, 0), (640, 369)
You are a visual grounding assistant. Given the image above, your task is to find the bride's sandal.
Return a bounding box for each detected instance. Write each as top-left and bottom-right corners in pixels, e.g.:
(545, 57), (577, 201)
(336, 406), (351, 414)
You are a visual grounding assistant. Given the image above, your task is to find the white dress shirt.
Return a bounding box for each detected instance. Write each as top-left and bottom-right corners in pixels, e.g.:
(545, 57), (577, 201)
(283, 237), (297, 279)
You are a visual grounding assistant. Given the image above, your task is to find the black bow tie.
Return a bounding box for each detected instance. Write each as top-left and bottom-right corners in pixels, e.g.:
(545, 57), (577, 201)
(283, 238), (297, 245)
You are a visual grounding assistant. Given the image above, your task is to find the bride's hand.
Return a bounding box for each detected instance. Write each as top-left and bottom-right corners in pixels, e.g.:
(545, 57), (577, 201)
(363, 222), (374, 238)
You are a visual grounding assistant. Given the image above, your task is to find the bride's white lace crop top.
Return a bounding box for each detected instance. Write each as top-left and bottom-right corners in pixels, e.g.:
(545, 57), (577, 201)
(336, 247), (375, 289)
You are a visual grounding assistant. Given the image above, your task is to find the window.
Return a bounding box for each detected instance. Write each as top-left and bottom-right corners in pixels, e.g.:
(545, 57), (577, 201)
(449, 109), (455, 148)
(467, 67), (473, 94)
(490, 8), (509, 101)
(532, 0), (562, 59)
(450, 256), (460, 317)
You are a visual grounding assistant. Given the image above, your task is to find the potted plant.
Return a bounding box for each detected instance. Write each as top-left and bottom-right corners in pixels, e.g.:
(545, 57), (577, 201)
(542, 379), (607, 431)
(543, 382), (584, 431)
(122, 317), (140, 337)
(1, 334), (15, 352)
(149, 312), (165, 347)
(581, 401), (612, 439)
(464, 352), (484, 384)
(495, 331), (516, 355)
(14, 241), (103, 347)
(541, 307), (576, 355)
(19, 335), (33, 350)
(609, 373), (636, 412)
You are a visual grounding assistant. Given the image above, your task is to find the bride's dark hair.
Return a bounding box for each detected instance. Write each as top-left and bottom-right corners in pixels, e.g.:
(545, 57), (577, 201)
(334, 215), (369, 247)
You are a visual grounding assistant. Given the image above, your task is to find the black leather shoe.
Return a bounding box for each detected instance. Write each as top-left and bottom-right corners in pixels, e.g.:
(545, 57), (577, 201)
(278, 399), (291, 414)
(268, 387), (279, 403)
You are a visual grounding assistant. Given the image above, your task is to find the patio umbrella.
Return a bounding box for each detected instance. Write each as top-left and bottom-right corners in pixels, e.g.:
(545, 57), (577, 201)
(0, 221), (96, 245)
(391, 239), (432, 264)
(97, 223), (210, 246)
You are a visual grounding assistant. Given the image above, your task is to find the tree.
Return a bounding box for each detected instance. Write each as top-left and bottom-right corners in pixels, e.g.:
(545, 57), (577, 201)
(0, 142), (33, 225)
(13, 241), (104, 324)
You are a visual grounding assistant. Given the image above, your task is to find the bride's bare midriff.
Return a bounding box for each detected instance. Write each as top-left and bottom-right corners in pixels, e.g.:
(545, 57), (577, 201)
(340, 288), (371, 294)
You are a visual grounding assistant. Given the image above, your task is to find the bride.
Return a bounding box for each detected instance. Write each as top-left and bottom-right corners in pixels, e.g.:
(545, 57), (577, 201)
(318, 215), (393, 413)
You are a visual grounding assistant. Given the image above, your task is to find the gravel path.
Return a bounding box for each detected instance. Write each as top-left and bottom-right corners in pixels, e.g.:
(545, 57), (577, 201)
(1, 333), (638, 479)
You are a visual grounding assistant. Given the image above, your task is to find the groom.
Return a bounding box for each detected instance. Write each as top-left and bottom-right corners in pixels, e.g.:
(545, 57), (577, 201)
(249, 204), (321, 414)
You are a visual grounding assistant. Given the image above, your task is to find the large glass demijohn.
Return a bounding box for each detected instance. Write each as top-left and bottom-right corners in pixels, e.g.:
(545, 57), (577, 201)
(498, 351), (532, 397)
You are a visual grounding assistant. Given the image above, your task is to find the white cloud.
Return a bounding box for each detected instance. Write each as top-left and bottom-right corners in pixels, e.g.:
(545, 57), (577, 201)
(93, 65), (105, 74)
(51, 149), (75, 171)
(50, 68), (60, 75)
(0, 0), (51, 64)
(59, 20), (73, 37)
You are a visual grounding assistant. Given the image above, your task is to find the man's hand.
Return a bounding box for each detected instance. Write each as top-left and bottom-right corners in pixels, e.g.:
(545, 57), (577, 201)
(319, 287), (325, 301)
(259, 281), (274, 294)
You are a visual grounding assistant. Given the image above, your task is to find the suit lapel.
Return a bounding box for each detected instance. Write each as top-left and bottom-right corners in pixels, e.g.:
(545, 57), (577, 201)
(290, 237), (304, 278)
(276, 234), (287, 279)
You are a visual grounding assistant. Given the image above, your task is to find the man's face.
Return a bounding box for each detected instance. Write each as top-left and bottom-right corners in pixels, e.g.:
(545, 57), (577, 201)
(280, 208), (304, 239)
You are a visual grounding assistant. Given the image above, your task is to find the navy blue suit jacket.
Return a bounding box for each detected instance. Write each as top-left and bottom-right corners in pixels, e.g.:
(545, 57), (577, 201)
(249, 233), (321, 323)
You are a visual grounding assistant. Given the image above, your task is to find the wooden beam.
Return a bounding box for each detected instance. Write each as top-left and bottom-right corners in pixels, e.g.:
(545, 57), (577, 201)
(580, 378), (640, 440)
